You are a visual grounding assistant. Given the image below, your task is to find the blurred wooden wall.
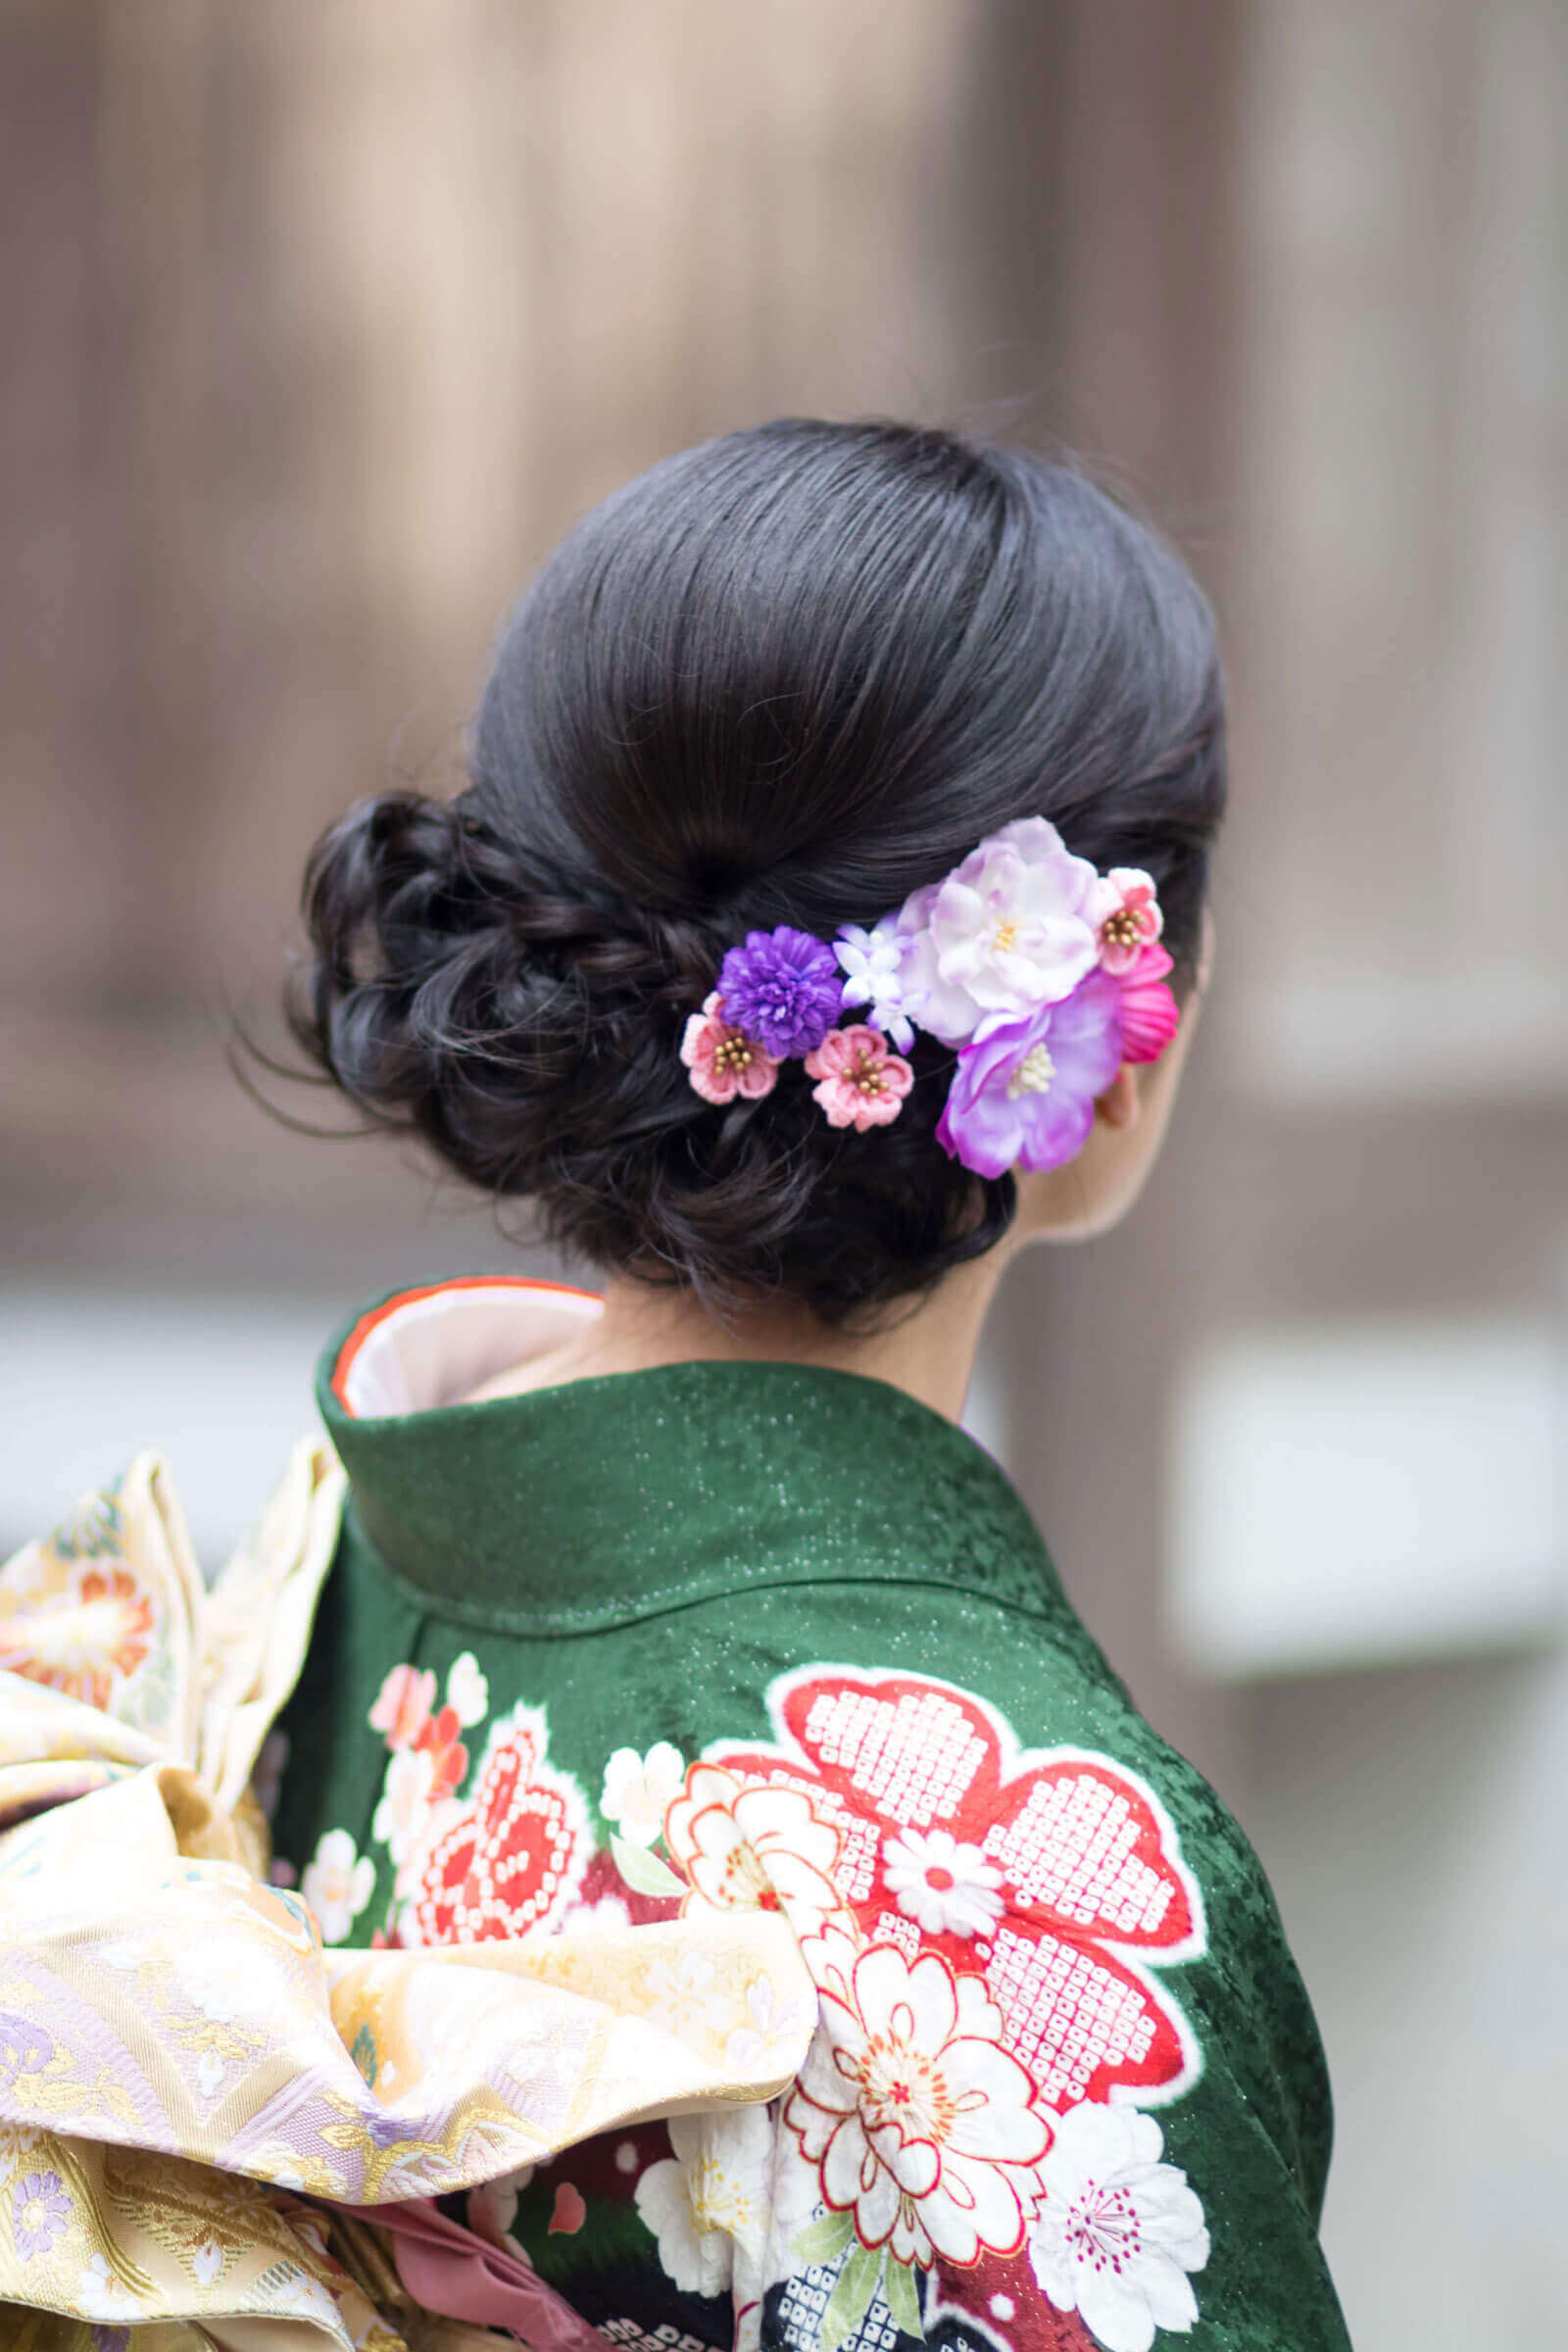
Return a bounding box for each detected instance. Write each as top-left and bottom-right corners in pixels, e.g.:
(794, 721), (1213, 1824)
(0, 0), (1249, 1783)
(0, 0), (995, 1283)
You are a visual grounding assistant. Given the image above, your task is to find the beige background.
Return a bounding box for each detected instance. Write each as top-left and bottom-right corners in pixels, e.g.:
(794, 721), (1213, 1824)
(3, 6), (1565, 2344)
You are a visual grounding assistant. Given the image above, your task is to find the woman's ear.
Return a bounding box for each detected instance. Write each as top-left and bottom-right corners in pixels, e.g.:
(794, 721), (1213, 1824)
(1094, 1064), (1142, 1131)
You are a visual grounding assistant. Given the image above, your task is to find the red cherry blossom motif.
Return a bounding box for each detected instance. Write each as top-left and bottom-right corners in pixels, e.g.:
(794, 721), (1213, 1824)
(707, 1666), (1206, 2111)
(410, 1703), (589, 1944)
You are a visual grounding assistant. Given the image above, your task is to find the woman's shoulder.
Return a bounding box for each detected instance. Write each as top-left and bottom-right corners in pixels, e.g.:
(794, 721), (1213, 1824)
(793, 1577), (1339, 2179)
(270, 1512), (1349, 2349)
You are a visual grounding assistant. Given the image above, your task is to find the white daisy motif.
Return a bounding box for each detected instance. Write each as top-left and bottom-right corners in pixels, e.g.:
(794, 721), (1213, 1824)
(882, 1827), (1005, 1938)
(635, 2105), (773, 2298)
(600, 1740), (686, 1846)
(786, 1927), (1050, 2269)
(445, 1650), (490, 1729)
(1028, 2100), (1209, 2352)
(300, 1827), (376, 1946)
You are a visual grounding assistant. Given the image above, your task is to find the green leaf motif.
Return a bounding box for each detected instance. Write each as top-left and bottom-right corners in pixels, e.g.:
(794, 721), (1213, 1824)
(608, 1832), (685, 1898)
(820, 2241), (881, 2352)
(791, 2210), (858, 2267)
(883, 2252), (925, 2340)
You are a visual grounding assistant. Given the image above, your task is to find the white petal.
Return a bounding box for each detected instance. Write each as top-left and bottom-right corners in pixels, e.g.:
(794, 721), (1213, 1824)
(1141, 2253), (1202, 2332)
(821, 2116), (875, 2212)
(1076, 2263), (1160, 2352)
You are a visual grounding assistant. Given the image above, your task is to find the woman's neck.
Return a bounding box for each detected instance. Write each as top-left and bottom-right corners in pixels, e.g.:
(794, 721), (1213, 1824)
(466, 1254), (1008, 1424)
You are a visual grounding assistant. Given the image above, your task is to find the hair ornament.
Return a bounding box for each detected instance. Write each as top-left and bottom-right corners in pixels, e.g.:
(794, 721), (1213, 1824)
(679, 993), (780, 1104)
(805, 1023), (914, 1131)
(681, 821), (1181, 1177)
(716, 926), (841, 1058)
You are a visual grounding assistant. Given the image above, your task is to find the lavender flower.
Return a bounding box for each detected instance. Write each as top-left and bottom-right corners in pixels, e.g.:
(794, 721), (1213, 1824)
(936, 968), (1123, 1179)
(716, 926), (842, 1058)
(914, 815), (1100, 1046)
(13, 2168), (71, 2261)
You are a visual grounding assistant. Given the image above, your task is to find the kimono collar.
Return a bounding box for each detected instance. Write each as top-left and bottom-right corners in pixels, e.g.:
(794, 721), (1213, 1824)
(317, 1278), (1064, 1638)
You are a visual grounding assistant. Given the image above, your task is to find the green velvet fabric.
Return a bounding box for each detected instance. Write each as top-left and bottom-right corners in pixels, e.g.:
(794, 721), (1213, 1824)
(273, 1289), (1352, 2352)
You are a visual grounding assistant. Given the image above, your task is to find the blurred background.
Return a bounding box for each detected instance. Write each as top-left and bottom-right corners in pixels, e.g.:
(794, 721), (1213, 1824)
(2, 3), (1564, 2341)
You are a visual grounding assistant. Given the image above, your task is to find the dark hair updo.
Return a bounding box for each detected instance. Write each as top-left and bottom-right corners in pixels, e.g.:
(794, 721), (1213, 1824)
(289, 419), (1226, 1321)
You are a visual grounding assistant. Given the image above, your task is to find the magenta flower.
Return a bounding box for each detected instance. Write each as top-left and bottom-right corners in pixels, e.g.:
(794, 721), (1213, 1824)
(1116, 942), (1180, 1064)
(716, 927), (842, 1058)
(680, 994), (780, 1105)
(1087, 865), (1164, 975)
(804, 1026), (914, 1132)
(936, 968), (1123, 1178)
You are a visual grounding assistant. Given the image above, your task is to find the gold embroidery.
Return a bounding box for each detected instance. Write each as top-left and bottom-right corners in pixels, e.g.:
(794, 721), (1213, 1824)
(0, 1445), (816, 2342)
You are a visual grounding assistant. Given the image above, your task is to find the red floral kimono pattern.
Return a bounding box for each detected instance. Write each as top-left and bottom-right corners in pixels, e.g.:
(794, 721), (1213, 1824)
(303, 1660), (1212, 2352)
(662, 1667), (1209, 2352)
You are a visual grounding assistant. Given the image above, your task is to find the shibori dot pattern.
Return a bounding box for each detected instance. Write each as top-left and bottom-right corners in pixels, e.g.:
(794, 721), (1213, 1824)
(695, 1663), (1207, 2114)
(410, 1701), (591, 1944)
(805, 1682), (990, 1828)
(985, 1925), (1161, 2112)
(983, 1772), (1181, 1936)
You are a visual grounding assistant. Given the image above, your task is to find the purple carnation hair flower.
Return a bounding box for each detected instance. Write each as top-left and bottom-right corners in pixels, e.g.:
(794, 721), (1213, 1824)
(716, 926), (842, 1058)
(936, 967), (1123, 1179)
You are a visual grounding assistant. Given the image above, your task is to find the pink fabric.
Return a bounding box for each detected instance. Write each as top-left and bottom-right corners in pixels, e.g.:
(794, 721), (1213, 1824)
(355, 2196), (606, 2349)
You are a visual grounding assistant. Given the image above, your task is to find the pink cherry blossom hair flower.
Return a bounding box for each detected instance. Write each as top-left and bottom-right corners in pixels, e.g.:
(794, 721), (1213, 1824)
(680, 993), (779, 1104)
(1087, 866), (1164, 975)
(804, 1025), (914, 1131)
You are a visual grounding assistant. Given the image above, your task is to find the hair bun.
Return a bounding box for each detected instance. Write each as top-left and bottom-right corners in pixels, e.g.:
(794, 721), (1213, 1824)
(285, 420), (1224, 1319)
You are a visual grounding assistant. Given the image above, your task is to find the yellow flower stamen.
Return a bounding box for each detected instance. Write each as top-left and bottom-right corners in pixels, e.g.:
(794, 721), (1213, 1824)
(1005, 1042), (1055, 1100)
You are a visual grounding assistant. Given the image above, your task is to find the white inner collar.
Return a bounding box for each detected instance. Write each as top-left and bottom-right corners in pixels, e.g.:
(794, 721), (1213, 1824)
(334, 1279), (604, 1419)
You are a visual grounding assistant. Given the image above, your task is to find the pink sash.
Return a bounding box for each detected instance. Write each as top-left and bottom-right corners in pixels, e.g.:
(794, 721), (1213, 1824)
(354, 2197), (608, 2348)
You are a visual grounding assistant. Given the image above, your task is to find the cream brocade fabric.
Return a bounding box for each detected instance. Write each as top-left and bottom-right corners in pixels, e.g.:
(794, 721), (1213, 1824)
(0, 1446), (814, 2350)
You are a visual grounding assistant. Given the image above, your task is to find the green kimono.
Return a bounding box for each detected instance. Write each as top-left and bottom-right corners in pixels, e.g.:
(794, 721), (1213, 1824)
(273, 1277), (1351, 2352)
